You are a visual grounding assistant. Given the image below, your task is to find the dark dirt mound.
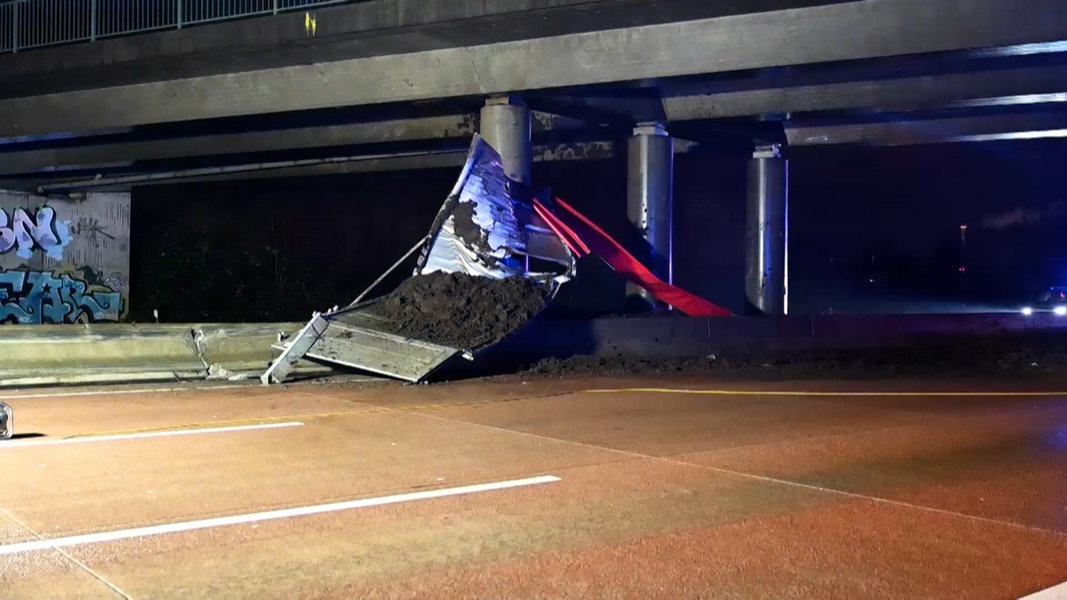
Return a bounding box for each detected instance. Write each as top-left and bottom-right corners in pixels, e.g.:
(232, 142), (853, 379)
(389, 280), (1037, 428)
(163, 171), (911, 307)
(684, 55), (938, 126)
(526, 355), (718, 377)
(363, 272), (551, 349)
(523, 331), (1067, 381)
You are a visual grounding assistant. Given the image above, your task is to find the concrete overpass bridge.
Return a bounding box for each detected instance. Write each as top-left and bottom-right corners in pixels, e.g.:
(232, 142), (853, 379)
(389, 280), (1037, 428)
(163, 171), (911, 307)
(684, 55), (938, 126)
(1, 0), (1066, 315)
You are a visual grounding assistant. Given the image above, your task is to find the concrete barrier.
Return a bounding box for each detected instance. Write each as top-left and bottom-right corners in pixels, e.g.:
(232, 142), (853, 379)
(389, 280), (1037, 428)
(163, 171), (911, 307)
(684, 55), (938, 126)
(2, 312), (1065, 387)
(0, 322), (332, 387)
(489, 312), (1067, 363)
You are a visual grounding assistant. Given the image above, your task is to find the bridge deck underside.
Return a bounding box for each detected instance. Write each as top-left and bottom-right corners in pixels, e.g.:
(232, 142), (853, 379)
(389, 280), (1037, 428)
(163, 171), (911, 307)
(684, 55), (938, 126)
(0, 0), (1064, 190)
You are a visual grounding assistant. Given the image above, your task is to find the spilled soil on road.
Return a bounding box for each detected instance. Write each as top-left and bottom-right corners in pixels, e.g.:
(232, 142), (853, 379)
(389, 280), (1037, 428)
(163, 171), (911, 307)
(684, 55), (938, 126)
(361, 272), (551, 350)
(522, 330), (1067, 380)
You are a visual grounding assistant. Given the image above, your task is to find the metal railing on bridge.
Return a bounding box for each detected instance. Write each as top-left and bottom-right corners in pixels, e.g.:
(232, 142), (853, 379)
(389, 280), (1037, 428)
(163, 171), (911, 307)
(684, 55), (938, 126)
(0, 0), (351, 54)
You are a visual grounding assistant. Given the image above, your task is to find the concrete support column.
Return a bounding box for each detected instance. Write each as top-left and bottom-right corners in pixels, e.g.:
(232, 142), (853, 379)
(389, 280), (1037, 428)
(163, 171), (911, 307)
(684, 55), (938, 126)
(745, 144), (789, 315)
(627, 122), (673, 308)
(479, 95), (532, 185)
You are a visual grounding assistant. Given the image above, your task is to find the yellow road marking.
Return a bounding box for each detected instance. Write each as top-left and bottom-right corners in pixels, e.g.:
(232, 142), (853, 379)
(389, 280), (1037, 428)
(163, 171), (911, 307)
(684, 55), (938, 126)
(583, 387), (1067, 397)
(55, 386), (1066, 440)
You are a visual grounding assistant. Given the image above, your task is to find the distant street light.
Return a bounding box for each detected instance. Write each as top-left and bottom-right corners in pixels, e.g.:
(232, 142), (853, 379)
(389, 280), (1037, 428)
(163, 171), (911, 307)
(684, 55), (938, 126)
(959, 224), (968, 274)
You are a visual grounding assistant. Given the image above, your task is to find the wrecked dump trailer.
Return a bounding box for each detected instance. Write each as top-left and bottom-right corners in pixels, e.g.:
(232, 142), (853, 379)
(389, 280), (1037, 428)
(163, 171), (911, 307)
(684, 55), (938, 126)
(266, 272), (558, 382)
(262, 134), (732, 384)
(262, 135), (576, 384)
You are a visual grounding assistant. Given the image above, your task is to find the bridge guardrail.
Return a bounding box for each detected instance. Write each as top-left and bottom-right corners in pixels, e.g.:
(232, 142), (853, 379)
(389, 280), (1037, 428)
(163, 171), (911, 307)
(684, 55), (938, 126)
(0, 0), (349, 54)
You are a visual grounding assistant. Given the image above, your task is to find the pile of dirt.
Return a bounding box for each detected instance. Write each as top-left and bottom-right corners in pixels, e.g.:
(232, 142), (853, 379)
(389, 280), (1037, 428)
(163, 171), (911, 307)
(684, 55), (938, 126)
(526, 355), (719, 377)
(363, 272), (551, 349)
(523, 331), (1067, 380)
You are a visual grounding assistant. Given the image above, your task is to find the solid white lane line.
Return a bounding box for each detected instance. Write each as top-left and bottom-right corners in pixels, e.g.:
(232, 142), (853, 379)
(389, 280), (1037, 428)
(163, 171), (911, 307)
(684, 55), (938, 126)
(0, 509), (131, 599)
(0, 421), (304, 449)
(0, 475), (562, 555)
(1020, 581), (1067, 599)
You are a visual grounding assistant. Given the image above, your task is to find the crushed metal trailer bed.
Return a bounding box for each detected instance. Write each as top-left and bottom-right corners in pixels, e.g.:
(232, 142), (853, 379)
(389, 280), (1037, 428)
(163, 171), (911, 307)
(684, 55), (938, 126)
(263, 307), (464, 384)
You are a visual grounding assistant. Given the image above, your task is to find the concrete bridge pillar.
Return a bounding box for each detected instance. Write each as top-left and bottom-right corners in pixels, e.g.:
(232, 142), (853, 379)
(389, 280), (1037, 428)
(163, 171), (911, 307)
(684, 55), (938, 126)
(627, 122), (674, 309)
(745, 144), (789, 315)
(480, 95), (532, 185)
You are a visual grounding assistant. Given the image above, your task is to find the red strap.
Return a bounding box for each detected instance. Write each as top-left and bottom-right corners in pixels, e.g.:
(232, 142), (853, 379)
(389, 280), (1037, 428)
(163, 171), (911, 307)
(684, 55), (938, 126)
(536, 197), (732, 317)
(533, 201), (589, 256)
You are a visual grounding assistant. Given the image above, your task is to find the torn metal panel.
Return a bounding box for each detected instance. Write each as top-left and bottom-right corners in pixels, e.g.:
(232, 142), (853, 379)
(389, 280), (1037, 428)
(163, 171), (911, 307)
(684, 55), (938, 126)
(263, 310), (460, 384)
(419, 221), (510, 280)
(418, 134), (575, 281)
(302, 323), (460, 383)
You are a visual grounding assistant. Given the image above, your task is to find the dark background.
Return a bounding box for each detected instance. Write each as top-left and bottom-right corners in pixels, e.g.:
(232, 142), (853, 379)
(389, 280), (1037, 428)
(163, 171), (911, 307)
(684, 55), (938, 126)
(129, 138), (1067, 322)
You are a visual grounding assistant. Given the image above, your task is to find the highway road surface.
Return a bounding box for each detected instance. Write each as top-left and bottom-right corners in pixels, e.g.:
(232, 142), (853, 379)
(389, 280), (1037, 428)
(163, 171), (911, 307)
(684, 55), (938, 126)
(1, 374), (1065, 599)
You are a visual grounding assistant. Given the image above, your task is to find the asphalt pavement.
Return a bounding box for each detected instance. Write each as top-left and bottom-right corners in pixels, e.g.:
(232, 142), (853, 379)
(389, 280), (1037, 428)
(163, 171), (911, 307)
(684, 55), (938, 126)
(1, 374), (1065, 599)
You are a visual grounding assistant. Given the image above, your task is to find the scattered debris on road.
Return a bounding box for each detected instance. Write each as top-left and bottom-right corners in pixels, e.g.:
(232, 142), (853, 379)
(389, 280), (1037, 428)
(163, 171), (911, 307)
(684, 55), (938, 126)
(521, 330), (1067, 380)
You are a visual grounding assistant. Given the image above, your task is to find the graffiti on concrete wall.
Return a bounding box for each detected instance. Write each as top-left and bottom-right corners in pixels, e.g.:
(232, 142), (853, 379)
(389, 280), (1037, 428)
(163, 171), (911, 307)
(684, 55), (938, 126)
(0, 206), (73, 260)
(0, 191), (130, 324)
(0, 269), (123, 324)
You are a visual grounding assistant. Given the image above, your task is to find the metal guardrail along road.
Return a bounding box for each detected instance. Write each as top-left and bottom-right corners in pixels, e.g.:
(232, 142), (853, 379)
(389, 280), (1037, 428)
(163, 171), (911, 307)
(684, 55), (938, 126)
(0, 0), (352, 54)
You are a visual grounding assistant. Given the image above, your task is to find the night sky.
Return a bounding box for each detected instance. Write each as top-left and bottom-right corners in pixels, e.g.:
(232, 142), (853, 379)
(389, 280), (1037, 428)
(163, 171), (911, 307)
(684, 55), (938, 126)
(789, 139), (1067, 308)
(791, 140), (1061, 257)
(131, 138), (1067, 322)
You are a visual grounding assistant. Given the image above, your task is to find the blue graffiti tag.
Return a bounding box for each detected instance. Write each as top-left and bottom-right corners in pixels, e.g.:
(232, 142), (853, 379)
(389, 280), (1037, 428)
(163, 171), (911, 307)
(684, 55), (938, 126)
(0, 206), (73, 260)
(0, 270), (123, 324)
